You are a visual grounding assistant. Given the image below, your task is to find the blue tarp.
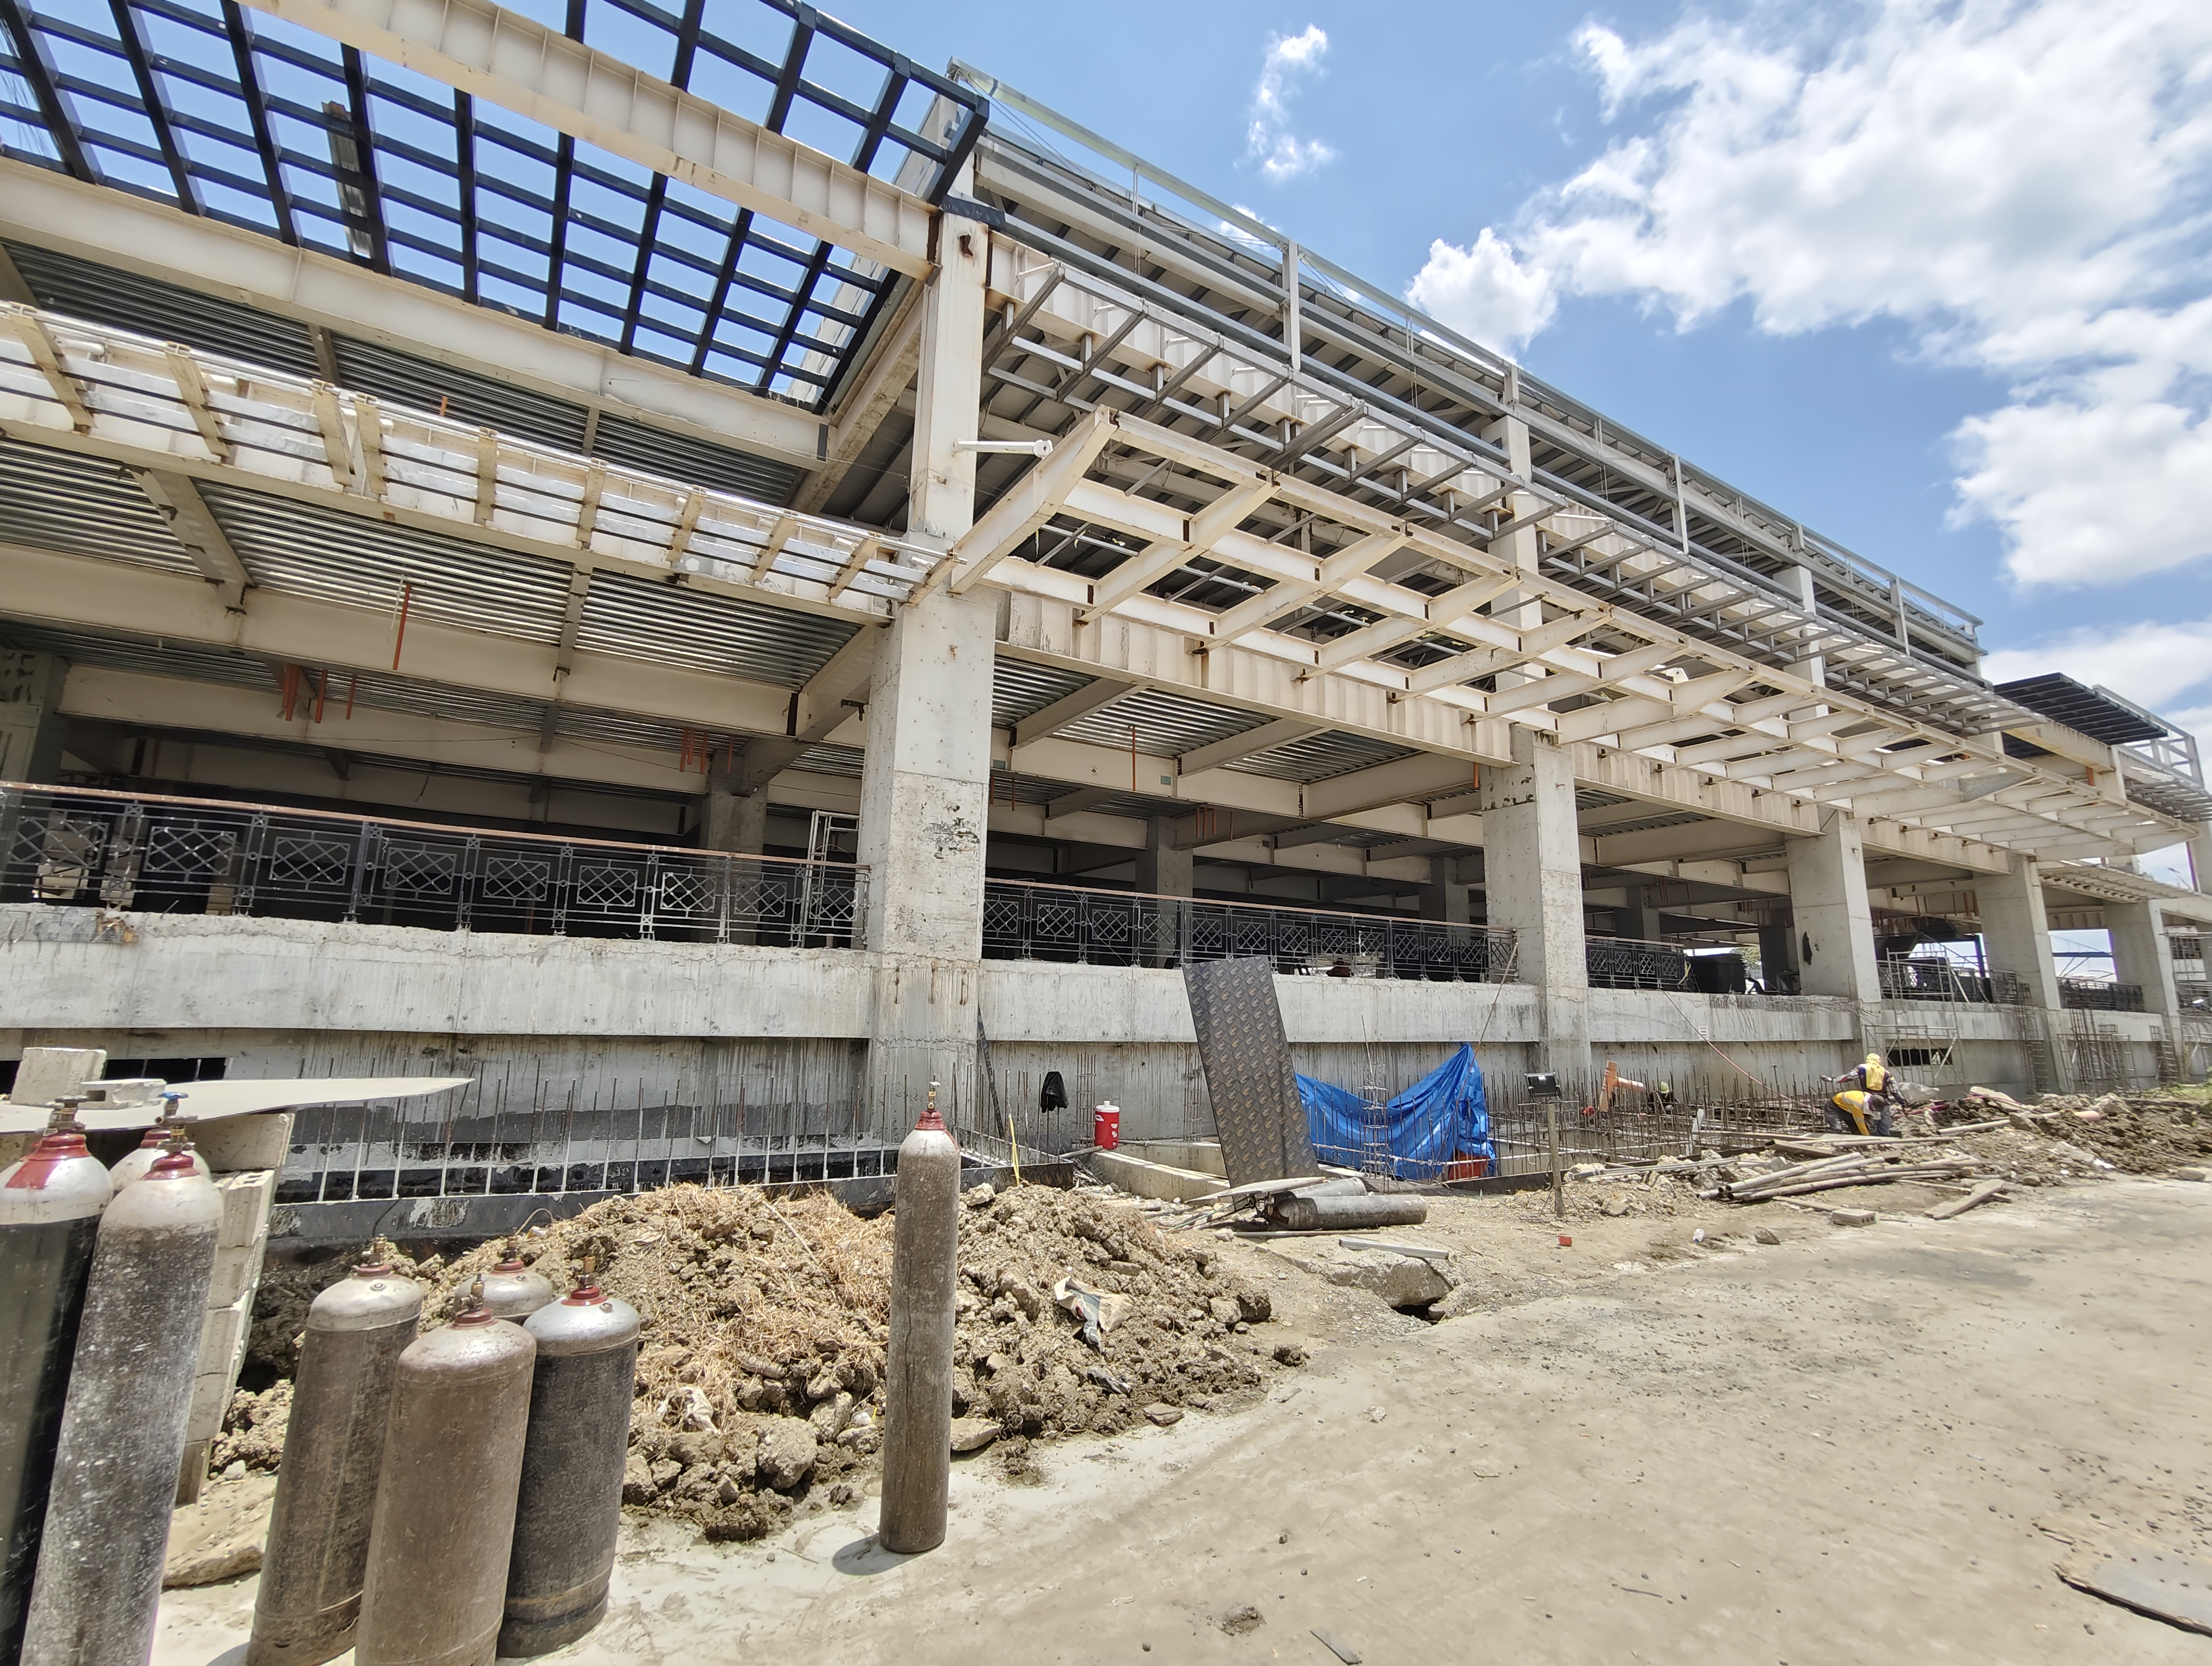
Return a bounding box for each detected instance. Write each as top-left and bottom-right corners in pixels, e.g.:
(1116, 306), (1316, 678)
(1296, 1045), (1492, 1180)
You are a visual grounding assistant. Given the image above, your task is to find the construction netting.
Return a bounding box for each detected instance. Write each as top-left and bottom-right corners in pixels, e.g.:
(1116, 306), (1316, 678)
(1296, 1045), (1494, 1181)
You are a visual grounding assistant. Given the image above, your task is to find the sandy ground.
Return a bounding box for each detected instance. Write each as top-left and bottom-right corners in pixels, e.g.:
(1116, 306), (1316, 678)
(159, 1176), (2212, 1665)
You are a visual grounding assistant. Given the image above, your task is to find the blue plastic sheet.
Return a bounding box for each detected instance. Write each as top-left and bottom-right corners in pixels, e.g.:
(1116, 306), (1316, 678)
(1296, 1045), (1493, 1180)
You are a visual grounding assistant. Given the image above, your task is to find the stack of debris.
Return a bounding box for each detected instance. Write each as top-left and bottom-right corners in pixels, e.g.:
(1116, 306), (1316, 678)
(234, 1181), (1293, 1540)
(1713, 1148), (1991, 1206)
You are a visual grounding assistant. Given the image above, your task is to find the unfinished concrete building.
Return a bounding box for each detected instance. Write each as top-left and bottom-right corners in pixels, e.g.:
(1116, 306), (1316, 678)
(3, 0), (2209, 1219)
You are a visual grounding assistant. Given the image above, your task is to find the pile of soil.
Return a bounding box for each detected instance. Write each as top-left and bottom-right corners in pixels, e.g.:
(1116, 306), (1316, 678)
(235, 1181), (1290, 1540)
(2022, 1094), (2212, 1175)
(1537, 1170), (1709, 1223)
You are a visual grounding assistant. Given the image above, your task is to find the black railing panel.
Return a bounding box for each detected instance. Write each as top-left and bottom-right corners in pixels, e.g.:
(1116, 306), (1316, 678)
(0, 783), (866, 949)
(979, 878), (1518, 982)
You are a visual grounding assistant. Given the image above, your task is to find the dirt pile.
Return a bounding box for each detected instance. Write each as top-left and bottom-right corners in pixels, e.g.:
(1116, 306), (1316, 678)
(1537, 1169), (1708, 1223)
(2022, 1094), (2212, 1175)
(237, 1181), (1290, 1539)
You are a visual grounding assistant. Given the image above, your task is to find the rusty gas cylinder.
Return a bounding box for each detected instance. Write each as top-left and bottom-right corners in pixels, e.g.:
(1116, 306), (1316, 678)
(498, 1265), (640, 1656)
(879, 1082), (961, 1555)
(0, 1106), (112, 1666)
(19, 1142), (221, 1666)
(105, 1120), (208, 1189)
(479, 1248), (554, 1321)
(247, 1247), (423, 1666)
(355, 1281), (533, 1666)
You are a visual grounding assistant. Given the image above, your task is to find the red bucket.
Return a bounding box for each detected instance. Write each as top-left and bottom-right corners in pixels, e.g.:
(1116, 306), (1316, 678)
(1093, 1104), (1121, 1151)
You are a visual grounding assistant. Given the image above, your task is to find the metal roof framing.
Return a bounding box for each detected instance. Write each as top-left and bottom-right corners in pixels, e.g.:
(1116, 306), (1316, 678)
(949, 65), (2027, 740)
(0, 300), (946, 617)
(947, 406), (2187, 863)
(0, 0), (985, 409)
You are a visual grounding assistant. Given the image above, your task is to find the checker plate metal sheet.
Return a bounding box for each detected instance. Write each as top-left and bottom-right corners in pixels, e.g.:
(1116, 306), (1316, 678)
(1183, 957), (1317, 1187)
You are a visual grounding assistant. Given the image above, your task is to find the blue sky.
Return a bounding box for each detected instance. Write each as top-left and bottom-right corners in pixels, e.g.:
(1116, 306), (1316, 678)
(827, 0), (2212, 772)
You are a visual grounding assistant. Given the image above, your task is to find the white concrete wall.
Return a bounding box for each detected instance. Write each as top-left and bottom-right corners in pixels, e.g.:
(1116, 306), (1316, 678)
(15, 904), (2184, 1149)
(0, 905), (873, 1039)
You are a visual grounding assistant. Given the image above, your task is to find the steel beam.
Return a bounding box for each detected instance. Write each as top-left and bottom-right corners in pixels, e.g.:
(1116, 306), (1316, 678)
(241, 0), (936, 276)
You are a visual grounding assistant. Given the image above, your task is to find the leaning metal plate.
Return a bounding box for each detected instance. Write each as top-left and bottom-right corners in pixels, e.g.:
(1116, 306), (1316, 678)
(1184, 958), (1317, 1188)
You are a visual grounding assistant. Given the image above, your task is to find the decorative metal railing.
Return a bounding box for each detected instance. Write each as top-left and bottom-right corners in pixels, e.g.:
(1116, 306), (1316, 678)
(979, 878), (1518, 982)
(0, 783), (865, 947)
(1584, 934), (1692, 991)
(2059, 977), (2145, 1013)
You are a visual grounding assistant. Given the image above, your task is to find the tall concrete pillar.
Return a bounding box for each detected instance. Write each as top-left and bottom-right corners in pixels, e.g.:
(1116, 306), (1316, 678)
(2189, 823), (2212, 895)
(1478, 414), (1545, 657)
(1978, 854), (2062, 1010)
(1784, 812), (1880, 1004)
(1134, 818), (1192, 897)
(856, 200), (993, 1129)
(703, 781), (768, 854)
(1134, 818), (1192, 968)
(0, 650), (67, 782)
(1417, 856), (1473, 924)
(1617, 885), (1664, 943)
(1757, 917), (1799, 994)
(1480, 727), (1589, 1080)
(2108, 899), (2182, 1020)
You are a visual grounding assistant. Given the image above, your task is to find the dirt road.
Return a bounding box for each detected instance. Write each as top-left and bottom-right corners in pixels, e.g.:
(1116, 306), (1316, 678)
(160, 1177), (2212, 1665)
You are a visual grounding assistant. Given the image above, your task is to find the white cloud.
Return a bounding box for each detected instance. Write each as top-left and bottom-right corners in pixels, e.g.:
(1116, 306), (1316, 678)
(1246, 25), (1336, 183)
(1404, 229), (1558, 355)
(1405, 1), (2212, 588)
(1982, 617), (2212, 713)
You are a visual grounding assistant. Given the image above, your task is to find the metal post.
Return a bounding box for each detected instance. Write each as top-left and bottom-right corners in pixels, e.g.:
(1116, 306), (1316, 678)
(1549, 1101), (1563, 1221)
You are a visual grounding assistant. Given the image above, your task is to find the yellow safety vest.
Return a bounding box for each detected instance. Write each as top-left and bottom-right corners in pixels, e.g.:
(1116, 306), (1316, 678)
(1863, 1062), (1887, 1093)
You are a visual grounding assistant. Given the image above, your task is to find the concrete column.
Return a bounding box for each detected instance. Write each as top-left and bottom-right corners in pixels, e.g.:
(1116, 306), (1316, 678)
(1480, 727), (1589, 1080)
(1134, 818), (1192, 898)
(2108, 899), (2182, 1020)
(703, 781), (768, 854)
(1784, 812), (1881, 1004)
(703, 781), (770, 945)
(2189, 823), (2212, 895)
(1134, 818), (1192, 967)
(1478, 415), (1545, 666)
(857, 201), (992, 1128)
(1757, 918), (1800, 994)
(1978, 854), (2062, 1010)
(1782, 565), (1827, 690)
(1617, 886), (1664, 943)
(1417, 856), (1472, 925)
(0, 650), (67, 781)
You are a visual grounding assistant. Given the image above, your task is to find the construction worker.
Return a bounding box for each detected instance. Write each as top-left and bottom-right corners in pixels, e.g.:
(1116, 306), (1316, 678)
(1826, 1052), (1893, 1136)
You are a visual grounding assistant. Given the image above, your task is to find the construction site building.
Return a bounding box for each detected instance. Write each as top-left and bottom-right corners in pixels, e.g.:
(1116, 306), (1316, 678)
(3, 0), (2210, 1218)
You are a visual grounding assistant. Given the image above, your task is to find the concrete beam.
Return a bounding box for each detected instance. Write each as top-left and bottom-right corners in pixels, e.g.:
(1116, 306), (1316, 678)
(243, 0), (934, 277)
(0, 541), (794, 738)
(59, 665), (699, 796)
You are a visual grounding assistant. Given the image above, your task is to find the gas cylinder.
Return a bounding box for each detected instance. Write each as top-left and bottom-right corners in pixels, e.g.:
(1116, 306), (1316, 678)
(106, 1118), (209, 1189)
(247, 1248), (423, 1666)
(19, 1141), (221, 1666)
(355, 1283), (535, 1666)
(499, 1266), (640, 1657)
(0, 1106), (112, 1666)
(479, 1248), (554, 1321)
(879, 1082), (961, 1555)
